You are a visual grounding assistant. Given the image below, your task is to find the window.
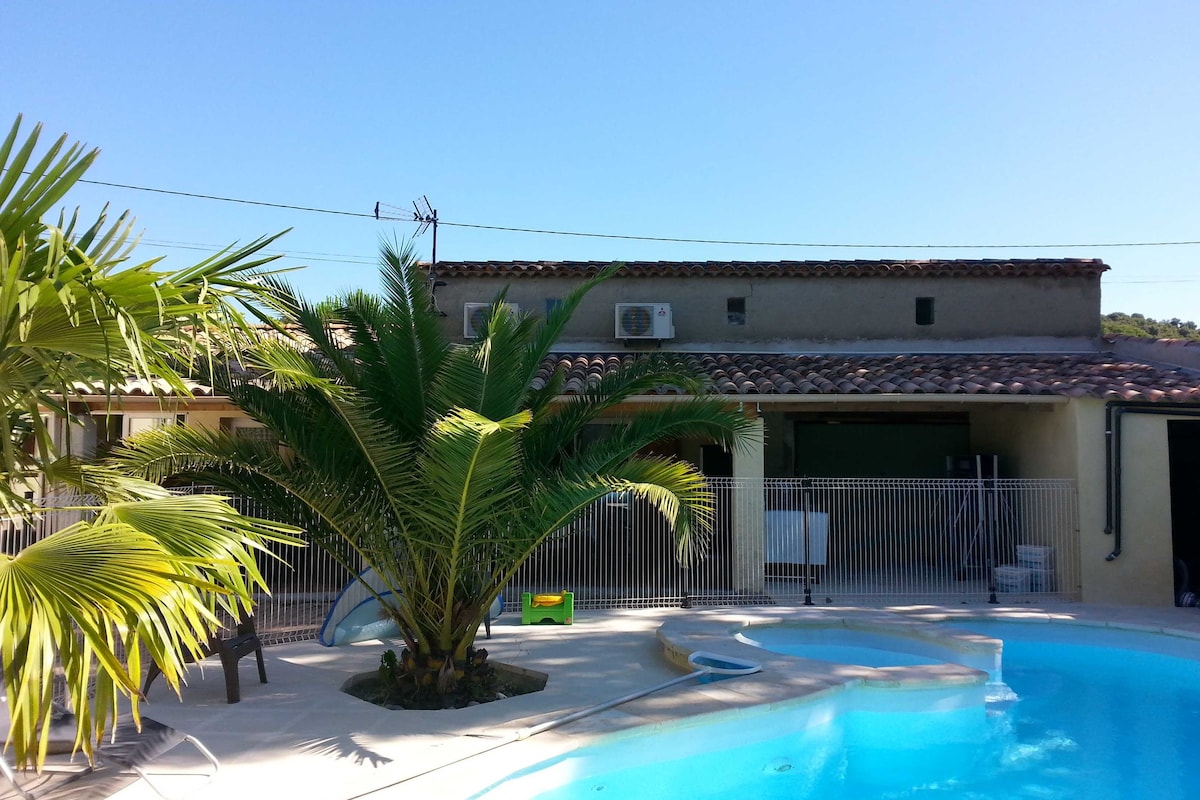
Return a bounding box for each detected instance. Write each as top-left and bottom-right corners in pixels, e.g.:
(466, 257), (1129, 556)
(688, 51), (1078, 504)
(727, 297), (746, 326)
(545, 298), (563, 315)
(915, 297), (935, 326)
(93, 414), (125, 452)
(126, 415), (179, 436)
(235, 426), (280, 447)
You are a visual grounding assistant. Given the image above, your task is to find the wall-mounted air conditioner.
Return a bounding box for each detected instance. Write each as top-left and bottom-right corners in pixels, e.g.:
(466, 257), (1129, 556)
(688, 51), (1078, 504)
(615, 303), (674, 340)
(463, 302), (519, 338)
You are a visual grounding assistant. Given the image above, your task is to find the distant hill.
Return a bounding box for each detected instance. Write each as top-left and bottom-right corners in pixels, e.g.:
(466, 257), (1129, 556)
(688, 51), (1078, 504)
(1103, 312), (1200, 341)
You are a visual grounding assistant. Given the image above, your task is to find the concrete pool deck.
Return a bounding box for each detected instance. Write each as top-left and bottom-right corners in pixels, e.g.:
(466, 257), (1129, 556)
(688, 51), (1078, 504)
(104, 603), (1200, 800)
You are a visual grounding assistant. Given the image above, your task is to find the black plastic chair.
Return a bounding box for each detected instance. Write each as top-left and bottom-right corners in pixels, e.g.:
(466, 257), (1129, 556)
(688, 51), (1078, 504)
(142, 616), (267, 704)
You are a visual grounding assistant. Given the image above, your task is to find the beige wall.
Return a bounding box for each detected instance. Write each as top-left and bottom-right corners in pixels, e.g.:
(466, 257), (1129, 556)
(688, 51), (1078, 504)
(968, 402), (1077, 480)
(54, 397), (250, 456)
(1071, 401), (1178, 606)
(435, 275), (1102, 345)
(969, 398), (1182, 606)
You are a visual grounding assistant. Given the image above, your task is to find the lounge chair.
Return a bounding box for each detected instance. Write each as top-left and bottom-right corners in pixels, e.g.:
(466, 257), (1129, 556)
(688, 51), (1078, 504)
(1, 701), (219, 800)
(142, 615), (267, 704)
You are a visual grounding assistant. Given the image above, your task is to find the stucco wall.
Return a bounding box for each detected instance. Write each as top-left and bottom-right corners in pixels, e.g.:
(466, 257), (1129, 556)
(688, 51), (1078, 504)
(968, 399), (1182, 605)
(1072, 401), (1178, 606)
(1057, 400), (1193, 607)
(435, 275), (1102, 345)
(968, 402), (1077, 480)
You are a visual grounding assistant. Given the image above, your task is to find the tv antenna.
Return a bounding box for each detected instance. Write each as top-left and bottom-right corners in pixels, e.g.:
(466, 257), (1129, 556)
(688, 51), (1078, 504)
(410, 196), (438, 271)
(374, 196), (445, 314)
(374, 197), (438, 270)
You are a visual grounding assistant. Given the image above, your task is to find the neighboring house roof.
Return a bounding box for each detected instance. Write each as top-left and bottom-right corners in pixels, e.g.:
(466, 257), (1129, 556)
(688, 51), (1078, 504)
(427, 258), (1110, 280)
(535, 352), (1200, 402)
(67, 377), (219, 397)
(1104, 334), (1200, 373)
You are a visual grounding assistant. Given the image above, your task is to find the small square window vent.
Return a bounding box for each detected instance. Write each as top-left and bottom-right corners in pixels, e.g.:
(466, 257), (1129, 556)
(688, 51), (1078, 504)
(916, 297), (935, 326)
(727, 297), (746, 326)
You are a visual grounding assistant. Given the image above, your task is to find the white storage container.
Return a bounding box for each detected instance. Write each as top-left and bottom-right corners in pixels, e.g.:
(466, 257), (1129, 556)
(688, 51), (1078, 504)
(994, 565), (1033, 592)
(1016, 544), (1054, 569)
(1028, 567), (1056, 592)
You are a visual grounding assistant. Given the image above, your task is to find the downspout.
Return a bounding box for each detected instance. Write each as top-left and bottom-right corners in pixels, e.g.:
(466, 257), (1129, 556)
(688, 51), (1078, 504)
(1104, 401), (1200, 561)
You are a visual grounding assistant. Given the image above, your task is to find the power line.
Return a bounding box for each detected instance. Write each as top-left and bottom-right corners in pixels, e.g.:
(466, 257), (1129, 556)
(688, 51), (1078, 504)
(45, 172), (1200, 251)
(382, 215), (1200, 250)
(77, 177), (374, 218)
(139, 238), (375, 265)
(403, 217), (1200, 248)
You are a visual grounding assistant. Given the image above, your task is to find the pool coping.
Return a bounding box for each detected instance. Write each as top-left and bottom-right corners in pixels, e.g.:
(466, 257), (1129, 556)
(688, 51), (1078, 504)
(659, 606), (1003, 690)
(563, 603), (1200, 746)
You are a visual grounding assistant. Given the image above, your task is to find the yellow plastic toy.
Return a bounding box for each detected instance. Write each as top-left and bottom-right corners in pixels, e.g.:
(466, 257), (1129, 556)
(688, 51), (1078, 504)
(521, 591), (574, 625)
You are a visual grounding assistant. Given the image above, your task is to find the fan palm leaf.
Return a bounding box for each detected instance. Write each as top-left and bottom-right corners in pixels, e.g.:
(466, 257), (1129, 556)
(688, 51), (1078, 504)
(1, 115), (304, 769)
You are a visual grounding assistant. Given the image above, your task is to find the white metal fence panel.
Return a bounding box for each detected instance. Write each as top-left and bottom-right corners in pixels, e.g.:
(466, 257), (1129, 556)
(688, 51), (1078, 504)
(0, 489), (96, 554)
(0, 488), (354, 646)
(3, 478), (1079, 645)
(184, 490), (355, 646)
(507, 477), (1080, 609)
(754, 478), (1080, 605)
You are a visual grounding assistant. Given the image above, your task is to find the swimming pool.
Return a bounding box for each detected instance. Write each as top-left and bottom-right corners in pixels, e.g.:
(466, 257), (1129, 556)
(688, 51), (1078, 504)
(735, 621), (1001, 678)
(478, 619), (1200, 800)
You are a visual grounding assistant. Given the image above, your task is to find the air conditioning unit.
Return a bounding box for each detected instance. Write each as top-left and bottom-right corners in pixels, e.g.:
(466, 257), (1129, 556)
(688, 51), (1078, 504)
(463, 302), (519, 338)
(615, 303), (674, 340)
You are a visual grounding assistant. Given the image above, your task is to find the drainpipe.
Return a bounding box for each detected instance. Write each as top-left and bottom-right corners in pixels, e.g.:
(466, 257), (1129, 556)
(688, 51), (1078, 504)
(1104, 401), (1200, 561)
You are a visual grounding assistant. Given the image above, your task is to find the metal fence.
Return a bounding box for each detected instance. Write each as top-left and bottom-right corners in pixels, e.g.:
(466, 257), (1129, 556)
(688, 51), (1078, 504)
(217, 493), (355, 646)
(3, 477), (1079, 646)
(0, 489), (353, 647)
(509, 477), (1081, 609)
(0, 489), (96, 554)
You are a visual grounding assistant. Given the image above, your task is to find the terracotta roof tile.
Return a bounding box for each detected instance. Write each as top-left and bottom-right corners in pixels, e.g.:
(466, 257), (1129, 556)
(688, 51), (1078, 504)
(428, 259), (1109, 280)
(532, 353), (1200, 403)
(68, 378), (217, 397)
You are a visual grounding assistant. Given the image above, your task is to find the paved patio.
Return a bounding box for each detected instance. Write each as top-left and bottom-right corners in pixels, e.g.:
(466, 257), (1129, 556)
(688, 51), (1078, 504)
(100, 602), (1200, 800)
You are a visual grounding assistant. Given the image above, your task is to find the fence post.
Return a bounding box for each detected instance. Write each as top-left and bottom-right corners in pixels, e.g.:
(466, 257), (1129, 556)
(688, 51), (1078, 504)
(801, 477), (814, 606)
(986, 474), (999, 604)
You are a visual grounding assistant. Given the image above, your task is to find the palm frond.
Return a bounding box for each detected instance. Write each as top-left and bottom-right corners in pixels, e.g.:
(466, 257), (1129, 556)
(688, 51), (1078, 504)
(1, 520), (221, 769)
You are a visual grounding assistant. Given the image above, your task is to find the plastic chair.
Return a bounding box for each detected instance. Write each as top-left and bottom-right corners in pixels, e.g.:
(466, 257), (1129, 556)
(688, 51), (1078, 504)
(143, 615), (267, 704)
(482, 594), (504, 639)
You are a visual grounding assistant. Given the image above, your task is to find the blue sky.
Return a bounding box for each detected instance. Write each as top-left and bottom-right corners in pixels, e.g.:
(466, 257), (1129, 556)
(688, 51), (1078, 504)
(4, 2), (1198, 319)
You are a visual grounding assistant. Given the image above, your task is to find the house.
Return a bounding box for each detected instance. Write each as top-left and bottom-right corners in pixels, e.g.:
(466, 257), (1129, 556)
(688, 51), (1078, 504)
(427, 259), (1200, 607)
(23, 258), (1200, 612)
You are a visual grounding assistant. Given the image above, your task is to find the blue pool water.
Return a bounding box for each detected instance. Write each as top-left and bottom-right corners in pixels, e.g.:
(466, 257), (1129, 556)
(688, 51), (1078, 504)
(482, 621), (1200, 800)
(737, 625), (961, 669)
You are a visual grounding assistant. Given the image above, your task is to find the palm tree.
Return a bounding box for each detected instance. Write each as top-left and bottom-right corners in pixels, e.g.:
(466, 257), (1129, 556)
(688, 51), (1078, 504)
(111, 239), (757, 704)
(0, 115), (301, 769)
